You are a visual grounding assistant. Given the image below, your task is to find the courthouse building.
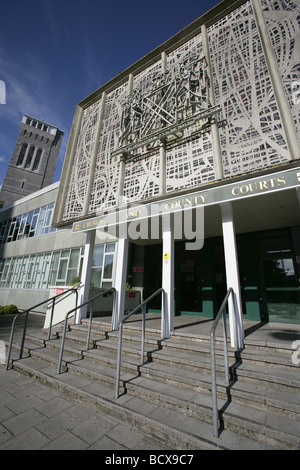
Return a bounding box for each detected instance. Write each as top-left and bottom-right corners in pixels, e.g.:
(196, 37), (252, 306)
(1, 0), (299, 349)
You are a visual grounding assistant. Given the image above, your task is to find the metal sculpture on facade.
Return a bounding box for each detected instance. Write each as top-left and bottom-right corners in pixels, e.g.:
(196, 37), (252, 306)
(59, 0), (299, 225)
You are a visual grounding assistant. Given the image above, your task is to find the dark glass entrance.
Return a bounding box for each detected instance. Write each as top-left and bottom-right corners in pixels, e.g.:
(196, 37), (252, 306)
(256, 230), (300, 323)
(142, 227), (300, 323)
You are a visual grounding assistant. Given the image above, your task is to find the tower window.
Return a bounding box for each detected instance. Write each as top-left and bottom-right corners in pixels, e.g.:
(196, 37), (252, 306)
(25, 146), (35, 168)
(16, 143), (28, 166)
(32, 149), (42, 171)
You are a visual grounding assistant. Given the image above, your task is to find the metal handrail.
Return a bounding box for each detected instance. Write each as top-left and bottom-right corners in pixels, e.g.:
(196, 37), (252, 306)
(57, 287), (116, 374)
(6, 284), (81, 370)
(210, 287), (234, 438)
(115, 287), (165, 399)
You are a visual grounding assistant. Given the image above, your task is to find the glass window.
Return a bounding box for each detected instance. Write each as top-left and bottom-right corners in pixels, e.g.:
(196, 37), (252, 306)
(32, 149), (42, 171)
(105, 243), (115, 253)
(25, 146), (35, 168)
(17, 143), (27, 166)
(93, 245), (104, 267)
(57, 259), (68, 281)
(103, 254), (114, 280)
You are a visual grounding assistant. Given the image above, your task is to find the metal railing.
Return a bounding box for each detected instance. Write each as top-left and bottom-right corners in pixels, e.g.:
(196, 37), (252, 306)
(210, 287), (236, 437)
(57, 287), (116, 374)
(115, 287), (165, 399)
(6, 284), (81, 370)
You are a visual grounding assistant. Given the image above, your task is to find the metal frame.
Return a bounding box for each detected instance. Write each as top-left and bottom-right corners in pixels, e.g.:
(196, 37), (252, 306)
(57, 287), (115, 374)
(210, 287), (237, 437)
(115, 288), (165, 399)
(6, 284), (81, 370)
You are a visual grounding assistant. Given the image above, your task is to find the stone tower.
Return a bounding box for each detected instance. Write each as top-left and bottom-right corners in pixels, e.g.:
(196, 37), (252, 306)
(0, 114), (64, 206)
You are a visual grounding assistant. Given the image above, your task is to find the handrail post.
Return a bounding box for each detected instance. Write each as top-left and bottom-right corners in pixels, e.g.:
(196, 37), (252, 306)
(222, 310), (229, 385)
(58, 315), (69, 374)
(6, 314), (19, 370)
(115, 323), (123, 399)
(19, 310), (29, 360)
(5, 284), (82, 371)
(210, 288), (233, 437)
(115, 288), (164, 399)
(48, 297), (56, 340)
(210, 328), (219, 438)
(141, 304), (146, 364)
(57, 287), (115, 375)
(86, 300), (94, 350)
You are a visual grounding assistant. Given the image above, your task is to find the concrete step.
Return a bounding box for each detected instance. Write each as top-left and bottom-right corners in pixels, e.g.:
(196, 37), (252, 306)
(10, 355), (279, 450)
(23, 325), (300, 414)
(11, 329), (300, 425)
(5, 318), (300, 450)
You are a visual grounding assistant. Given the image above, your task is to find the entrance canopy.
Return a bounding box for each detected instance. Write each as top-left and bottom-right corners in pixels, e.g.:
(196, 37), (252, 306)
(72, 166), (300, 243)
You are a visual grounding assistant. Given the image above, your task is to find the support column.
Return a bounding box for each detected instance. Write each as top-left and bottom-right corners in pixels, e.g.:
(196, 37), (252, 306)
(221, 203), (244, 349)
(112, 235), (129, 330)
(161, 215), (174, 338)
(77, 230), (96, 323)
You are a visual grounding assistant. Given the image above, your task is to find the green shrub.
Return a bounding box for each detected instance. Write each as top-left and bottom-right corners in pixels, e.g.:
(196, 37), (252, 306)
(0, 304), (19, 315)
(69, 276), (81, 286)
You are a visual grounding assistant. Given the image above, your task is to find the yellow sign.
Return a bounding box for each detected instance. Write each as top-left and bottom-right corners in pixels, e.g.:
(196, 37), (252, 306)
(164, 253), (169, 260)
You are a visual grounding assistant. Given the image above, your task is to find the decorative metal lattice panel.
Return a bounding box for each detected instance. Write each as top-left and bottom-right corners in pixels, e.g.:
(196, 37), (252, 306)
(62, 100), (101, 221)
(90, 84), (127, 213)
(59, 0), (299, 224)
(262, 0), (300, 144)
(208, 0), (292, 176)
(122, 61), (162, 203)
(165, 34), (215, 192)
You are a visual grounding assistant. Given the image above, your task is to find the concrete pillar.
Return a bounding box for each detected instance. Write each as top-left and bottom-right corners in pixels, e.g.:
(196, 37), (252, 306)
(221, 203), (244, 349)
(112, 235), (129, 330)
(77, 230), (96, 323)
(161, 215), (174, 338)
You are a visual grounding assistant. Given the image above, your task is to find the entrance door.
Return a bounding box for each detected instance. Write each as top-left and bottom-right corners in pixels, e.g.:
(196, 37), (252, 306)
(257, 234), (300, 323)
(176, 244), (202, 315)
(144, 244), (162, 311)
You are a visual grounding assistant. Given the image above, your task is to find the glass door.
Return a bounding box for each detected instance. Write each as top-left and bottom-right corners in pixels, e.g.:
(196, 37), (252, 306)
(257, 232), (300, 323)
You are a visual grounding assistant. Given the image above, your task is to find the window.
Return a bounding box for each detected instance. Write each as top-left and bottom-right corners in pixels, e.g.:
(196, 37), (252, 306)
(35, 203), (55, 236)
(16, 143), (27, 166)
(91, 245), (104, 288)
(32, 149), (42, 171)
(48, 248), (84, 287)
(91, 243), (116, 288)
(24, 146), (35, 168)
(0, 244), (116, 291)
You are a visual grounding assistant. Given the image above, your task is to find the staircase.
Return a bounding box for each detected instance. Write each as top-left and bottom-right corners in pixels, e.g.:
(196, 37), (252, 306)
(5, 315), (300, 450)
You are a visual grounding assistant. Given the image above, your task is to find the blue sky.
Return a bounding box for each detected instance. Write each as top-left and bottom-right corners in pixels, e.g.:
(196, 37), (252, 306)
(0, 0), (221, 188)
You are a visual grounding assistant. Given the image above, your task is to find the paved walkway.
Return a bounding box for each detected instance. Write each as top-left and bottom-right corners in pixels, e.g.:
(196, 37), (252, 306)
(0, 312), (299, 450)
(0, 365), (171, 450)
